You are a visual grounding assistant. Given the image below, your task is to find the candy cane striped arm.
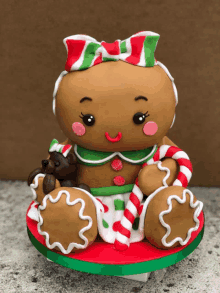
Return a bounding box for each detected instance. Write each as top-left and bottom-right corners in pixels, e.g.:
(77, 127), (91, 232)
(113, 145), (193, 251)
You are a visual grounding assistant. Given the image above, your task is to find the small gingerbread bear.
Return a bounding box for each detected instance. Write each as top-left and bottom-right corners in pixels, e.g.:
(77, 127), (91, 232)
(28, 31), (203, 254)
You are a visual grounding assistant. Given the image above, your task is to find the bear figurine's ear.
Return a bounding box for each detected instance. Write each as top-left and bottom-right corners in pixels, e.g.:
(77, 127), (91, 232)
(67, 153), (77, 165)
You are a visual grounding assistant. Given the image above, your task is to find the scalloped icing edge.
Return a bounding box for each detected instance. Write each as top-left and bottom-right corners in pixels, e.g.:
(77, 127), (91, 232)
(159, 188), (203, 247)
(30, 173), (46, 202)
(37, 188), (104, 254)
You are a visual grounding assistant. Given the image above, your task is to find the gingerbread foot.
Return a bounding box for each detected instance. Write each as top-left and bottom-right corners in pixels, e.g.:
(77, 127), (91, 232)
(38, 187), (98, 254)
(144, 186), (203, 249)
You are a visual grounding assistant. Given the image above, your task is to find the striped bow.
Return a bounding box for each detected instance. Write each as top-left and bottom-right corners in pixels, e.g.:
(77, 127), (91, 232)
(49, 139), (72, 157)
(63, 31), (160, 71)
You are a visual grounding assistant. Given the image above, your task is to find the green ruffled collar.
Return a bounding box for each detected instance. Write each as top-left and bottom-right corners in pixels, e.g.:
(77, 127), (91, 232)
(74, 144), (157, 166)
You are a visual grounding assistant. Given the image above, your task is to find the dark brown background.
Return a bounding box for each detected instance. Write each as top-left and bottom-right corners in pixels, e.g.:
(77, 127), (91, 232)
(1, 0), (219, 186)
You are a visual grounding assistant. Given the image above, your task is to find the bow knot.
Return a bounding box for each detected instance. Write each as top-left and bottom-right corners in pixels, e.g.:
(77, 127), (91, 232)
(49, 139), (72, 157)
(63, 31), (159, 72)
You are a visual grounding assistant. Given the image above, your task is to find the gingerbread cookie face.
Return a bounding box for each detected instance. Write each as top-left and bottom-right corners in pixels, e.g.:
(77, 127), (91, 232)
(56, 60), (175, 152)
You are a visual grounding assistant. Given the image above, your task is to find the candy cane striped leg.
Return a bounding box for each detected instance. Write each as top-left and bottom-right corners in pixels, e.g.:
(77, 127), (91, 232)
(113, 145), (193, 251)
(114, 178), (144, 251)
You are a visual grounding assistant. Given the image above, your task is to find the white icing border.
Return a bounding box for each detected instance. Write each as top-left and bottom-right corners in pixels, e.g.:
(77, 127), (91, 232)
(74, 144), (157, 164)
(37, 188), (104, 254)
(52, 70), (68, 115)
(156, 61), (178, 106)
(159, 189), (203, 247)
(170, 114), (176, 129)
(30, 173), (46, 202)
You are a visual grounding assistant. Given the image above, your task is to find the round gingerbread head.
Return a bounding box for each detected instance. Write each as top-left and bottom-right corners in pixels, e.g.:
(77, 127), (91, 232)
(53, 32), (178, 152)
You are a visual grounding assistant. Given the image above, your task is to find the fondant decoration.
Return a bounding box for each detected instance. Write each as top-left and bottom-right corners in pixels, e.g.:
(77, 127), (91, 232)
(133, 111), (149, 125)
(38, 187), (103, 254)
(79, 113), (95, 126)
(27, 168), (42, 186)
(143, 121), (158, 136)
(28, 30), (204, 266)
(30, 173), (46, 202)
(28, 139), (80, 202)
(52, 32), (178, 116)
(49, 138), (72, 157)
(64, 31), (159, 72)
(159, 188), (203, 247)
(38, 189), (93, 254)
(143, 186), (203, 249)
(114, 145), (194, 251)
(145, 145), (193, 187)
(111, 158), (123, 171)
(72, 122), (86, 136)
(27, 202), (39, 221)
(113, 175), (126, 186)
(105, 132), (122, 143)
(74, 144), (158, 165)
(27, 201), (204, 276)
(170, 114), (176, 129)
(138, 158), (178, 196)
(94, 192), (144, 244)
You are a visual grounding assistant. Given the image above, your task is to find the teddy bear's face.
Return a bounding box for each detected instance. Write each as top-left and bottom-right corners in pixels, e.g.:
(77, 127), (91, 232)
(56, 60), (175, 152)
(42, 152), (77, 180)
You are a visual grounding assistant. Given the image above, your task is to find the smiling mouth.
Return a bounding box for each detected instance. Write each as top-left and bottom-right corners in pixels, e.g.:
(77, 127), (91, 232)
(105, 132), (122, 142)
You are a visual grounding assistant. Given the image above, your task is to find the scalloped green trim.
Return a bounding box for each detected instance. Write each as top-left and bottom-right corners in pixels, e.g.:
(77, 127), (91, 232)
(75, 145), (157, 166)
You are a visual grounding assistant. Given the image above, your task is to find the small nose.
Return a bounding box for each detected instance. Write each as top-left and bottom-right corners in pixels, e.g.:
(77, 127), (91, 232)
(42, 160), (49, 167)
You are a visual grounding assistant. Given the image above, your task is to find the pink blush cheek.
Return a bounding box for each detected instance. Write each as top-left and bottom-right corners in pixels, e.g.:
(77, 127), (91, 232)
(72, 122), (86, 136)
(143, 121), (158, 136)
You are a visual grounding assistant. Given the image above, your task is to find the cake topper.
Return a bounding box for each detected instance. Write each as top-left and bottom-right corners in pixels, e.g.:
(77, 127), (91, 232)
(27, 31), (204, 282)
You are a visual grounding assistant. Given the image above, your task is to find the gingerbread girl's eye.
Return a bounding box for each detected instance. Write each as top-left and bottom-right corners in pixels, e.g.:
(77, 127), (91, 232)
(133, 112), (149, 125)
(79, 112), (95, 126)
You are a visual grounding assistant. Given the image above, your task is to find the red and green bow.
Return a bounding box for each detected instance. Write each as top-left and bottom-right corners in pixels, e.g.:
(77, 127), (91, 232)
(49, 139), (72, 157)
(64, 31), (160, 71)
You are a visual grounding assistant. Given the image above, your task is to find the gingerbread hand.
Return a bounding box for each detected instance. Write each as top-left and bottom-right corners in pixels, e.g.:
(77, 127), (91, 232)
(138, 158), (178, 196)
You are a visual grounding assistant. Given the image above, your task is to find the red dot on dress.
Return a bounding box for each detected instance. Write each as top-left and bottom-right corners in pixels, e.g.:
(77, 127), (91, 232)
(113, 175), (125, 186)
(111, 158), (123, 171)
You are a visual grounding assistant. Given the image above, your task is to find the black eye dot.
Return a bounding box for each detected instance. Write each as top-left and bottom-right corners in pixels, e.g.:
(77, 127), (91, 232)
(133, 112), (147, 125)
(54, 161), (60, 167)
(83, 114), (95, 126)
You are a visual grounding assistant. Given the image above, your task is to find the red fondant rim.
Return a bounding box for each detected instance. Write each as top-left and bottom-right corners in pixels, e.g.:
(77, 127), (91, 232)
(26, 202), (204, 276)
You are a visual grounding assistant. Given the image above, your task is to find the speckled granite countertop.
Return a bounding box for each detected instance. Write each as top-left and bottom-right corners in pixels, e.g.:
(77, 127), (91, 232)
(0, 181), (219, 293)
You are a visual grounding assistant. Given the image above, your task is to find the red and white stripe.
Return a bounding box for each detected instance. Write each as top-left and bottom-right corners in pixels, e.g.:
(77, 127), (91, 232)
(114, 145), (193, 251)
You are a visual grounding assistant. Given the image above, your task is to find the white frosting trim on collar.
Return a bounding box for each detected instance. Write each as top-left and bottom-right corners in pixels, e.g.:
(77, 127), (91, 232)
(74, 144), (157, 164)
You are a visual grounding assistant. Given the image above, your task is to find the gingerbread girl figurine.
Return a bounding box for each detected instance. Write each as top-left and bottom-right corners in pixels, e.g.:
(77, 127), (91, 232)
(28, 31), (203, 254)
